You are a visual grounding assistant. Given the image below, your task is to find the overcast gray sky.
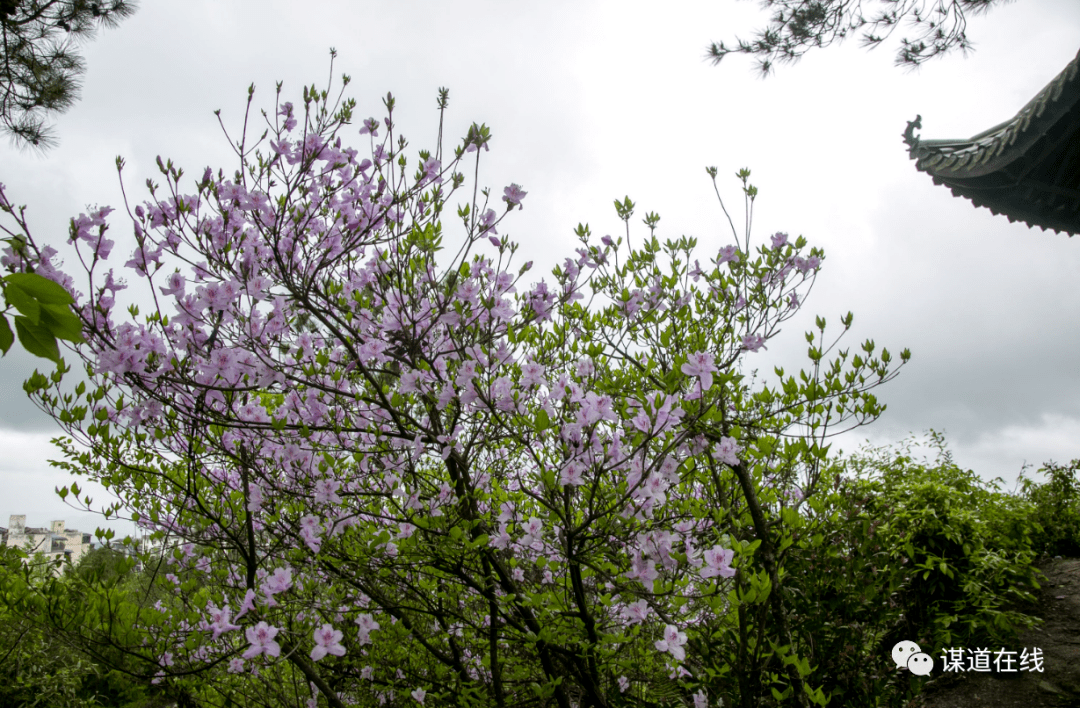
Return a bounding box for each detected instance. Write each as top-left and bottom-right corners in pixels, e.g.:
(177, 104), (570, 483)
(2, 0), (1079, 540)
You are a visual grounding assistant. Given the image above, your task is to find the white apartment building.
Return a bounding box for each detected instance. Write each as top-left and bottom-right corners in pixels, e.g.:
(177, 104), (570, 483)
(3, 515), (92, 568)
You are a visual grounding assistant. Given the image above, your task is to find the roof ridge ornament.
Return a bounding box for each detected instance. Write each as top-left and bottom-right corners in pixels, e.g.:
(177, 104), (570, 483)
(903, 115), (922, 154)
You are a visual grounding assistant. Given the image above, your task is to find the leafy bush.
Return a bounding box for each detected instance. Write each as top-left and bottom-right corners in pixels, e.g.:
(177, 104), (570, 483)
(1018, 458), (1080, 559)
(778, 431), (1046, 707)
(0, 543), (171, 708)
(851, 433), (1042, 643)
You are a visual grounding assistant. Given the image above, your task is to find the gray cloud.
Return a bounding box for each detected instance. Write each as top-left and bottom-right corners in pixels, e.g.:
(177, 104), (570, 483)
(2, 0), (1078, 532)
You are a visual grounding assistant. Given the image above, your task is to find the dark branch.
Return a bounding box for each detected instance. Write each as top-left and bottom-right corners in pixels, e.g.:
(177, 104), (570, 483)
(705, 0), (1011, 77)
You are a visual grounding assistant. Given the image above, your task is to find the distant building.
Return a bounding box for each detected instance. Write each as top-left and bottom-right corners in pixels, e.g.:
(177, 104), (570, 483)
(3, 515), (92, 570)
(904, 47), (1080, 236)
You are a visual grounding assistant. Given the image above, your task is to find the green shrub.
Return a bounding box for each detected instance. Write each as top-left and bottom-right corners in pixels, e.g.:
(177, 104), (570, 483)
(1018, 458), (1080, 558)
(0, 544), (158, 708)
(782, 431), (1045, 707)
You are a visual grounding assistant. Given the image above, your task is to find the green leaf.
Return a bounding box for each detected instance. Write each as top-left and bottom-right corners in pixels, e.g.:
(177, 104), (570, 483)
(535, 408), (551, 433)
(38, 303), (85, 343)
(4, 282), (40, 324)
(0, 314), (12, 354)
(14, 316), (60, 363)
(5, 272), (74, 305)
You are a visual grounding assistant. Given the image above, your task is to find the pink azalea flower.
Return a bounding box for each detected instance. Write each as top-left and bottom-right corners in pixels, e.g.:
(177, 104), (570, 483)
(478, 208), (498, 235)
(770, 232), (789, 249)
(700, 546), (736, 579)
(300, 524), (322, 553)
(559, 460), (585, 488)
(356, 613), (380, 636)
(644, 475), (668, 506)
(503, 183), (527, 210)
(711, 436), (742, 467)
(207, 605), (241, 640)
(262, 566), (293, 598)
(718, 245), (739, 264)
(680, 351), (717, 392)
(632, 408), (653, 433)
(742, 333), (767, 352)
(242, 621), (281, 659)
(577, 391), (616, 426)
(622, 599), (651, 625)
(399, 369), (423, 394)
(624, 551), (660, 591)
(359, 117), (379, 137)
(436, 382), (456, 410)
(658, 395), (683, 428)
(490, 523), (512, 549)
(421, 157), (442, 181)
(519, 360), (546, 388)
(235, 589), (257, 620)
(576, 358), (595, 378)
(159, 272), (185, 297)
(490, 297), (515, 322)
(310, 623), (346, 661)
(519, 516), (544, 550)
(493, 271), (517, 295)
(411, 688), (426, 704)
(314, 479), (341, 505)
(278, 102), (297, 131)
(654, 624), (688, 661)
(455, 279), (480, 306)
(247, 484), (264, 512)
(689, 259), (705, 281)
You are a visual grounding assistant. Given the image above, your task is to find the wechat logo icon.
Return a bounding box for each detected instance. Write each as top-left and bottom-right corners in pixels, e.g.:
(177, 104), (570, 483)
(892, 640), (934, 676)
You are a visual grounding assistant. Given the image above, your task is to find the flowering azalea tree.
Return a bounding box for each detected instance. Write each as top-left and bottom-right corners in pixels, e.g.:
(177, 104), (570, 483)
(8, 53), (910, 708)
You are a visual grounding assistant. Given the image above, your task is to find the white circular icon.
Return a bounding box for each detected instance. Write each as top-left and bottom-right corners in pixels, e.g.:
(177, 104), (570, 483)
(891, 640), (921, 669)
(907, 652), (933, 676)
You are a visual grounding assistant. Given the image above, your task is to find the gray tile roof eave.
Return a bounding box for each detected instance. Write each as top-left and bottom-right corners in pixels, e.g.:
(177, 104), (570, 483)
(904, 47), (1080, 179)
(902, 46), (1080, 235)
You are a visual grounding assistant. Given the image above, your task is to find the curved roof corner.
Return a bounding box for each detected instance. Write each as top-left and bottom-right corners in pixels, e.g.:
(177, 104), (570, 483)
(903, 48), (1080, 236)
